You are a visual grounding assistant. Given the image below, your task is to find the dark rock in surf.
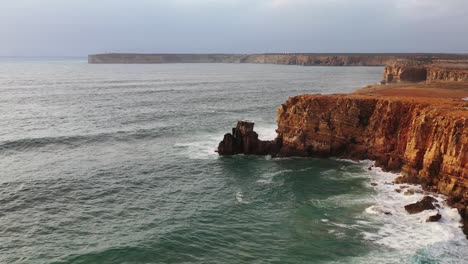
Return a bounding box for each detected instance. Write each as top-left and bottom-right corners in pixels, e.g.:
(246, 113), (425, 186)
(404, 196), (437, 214)
(426, 212), (442, 222)
(217, 121), (281, 156)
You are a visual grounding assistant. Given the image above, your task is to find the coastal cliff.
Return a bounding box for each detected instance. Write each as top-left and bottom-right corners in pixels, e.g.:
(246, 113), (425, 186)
(275, 93), (468, 235)
(219, 94), (467, 200)
(88, 53), (468, 66)
(427, 67), (468, 82)
(276, 95), (467, 196)
(383, 60), (468, 83)
(218, 88), (468, 236)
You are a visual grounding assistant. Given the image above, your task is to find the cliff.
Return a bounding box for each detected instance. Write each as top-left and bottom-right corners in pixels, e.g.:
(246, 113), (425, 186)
(88, 53), (468, 66)
(218, 84), (468, 236)
(276, 93), (468, 236)
(87, 54), (245, 64)
(382, 59), (468, 83)
(427, 66), (468, 82)
(276, 94), (467, 195)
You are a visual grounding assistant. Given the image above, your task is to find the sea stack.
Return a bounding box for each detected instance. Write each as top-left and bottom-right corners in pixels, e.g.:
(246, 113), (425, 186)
(217, 121), (280, 156)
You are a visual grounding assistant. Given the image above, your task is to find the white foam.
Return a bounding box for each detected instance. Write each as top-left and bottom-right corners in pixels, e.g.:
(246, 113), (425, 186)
(463, 97), (468, 101)
(310, 193), (372, 209)
(360, 164), (468, 260)
(254, 123), (278, 141)
(235, 191), (249, 204)
(174, 133), (220, 159)
(256, 169), (292, 185)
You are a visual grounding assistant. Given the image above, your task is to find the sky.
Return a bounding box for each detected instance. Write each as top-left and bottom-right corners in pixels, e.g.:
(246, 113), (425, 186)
(1, 0), (468, 56)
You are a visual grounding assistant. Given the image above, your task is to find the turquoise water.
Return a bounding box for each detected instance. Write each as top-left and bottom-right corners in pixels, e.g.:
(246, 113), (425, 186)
(0, 60), (466, 263)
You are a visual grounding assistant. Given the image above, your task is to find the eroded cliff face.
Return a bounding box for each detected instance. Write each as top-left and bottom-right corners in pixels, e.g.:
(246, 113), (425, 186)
(382, 60), (468, 83)
(427, 67), (468, 82)
(276, 95), (467, 196)
(382, 61), (427, 83)
(241, 54), (398, 66)
(274, 94), (468, 235)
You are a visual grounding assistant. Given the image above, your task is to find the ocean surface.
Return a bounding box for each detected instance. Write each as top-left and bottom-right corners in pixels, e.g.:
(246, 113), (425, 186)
(0, 59), (466, 264)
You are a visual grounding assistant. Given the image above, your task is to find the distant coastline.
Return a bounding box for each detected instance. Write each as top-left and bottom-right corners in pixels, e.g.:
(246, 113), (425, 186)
(88, 53), (468, 66)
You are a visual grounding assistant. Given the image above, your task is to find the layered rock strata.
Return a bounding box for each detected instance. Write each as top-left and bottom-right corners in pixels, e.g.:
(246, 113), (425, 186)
(382, 60), (428, 83)
(218, 94), (468, 237)
(427, 67), (468, 82)
(383, 59), (468, 83)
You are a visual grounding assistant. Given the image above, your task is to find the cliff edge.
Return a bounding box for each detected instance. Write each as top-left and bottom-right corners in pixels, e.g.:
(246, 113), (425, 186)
(218, 82), (468, 237)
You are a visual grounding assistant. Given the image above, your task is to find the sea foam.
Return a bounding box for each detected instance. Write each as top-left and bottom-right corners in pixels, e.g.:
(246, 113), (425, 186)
(359, 163), (468, 262)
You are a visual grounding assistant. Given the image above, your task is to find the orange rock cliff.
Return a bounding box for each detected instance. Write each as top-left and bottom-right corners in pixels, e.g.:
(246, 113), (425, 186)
(218, 67), (468, 236)
(276, 95), (467, 197)
(275, 92), (468, 236)
(383, 59), (468, 83)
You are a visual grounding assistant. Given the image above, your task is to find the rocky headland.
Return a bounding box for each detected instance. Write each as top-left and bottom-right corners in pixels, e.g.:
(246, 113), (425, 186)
(88, 53), (468, 66)
(217, 64), (468, 237)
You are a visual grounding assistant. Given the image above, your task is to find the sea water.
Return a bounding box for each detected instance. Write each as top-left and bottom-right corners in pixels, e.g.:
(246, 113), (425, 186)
(0, 59), (466, 263)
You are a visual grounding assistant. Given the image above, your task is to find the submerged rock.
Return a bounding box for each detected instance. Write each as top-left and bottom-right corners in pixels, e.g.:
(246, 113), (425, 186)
(404, 196), (437, 214)
(426, 212), (442, 222)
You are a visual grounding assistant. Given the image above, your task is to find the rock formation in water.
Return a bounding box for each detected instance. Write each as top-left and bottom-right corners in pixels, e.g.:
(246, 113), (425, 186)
(426, 212), (442, 222)
(217, 121), (280, 156)
(404, 196), (437, 214)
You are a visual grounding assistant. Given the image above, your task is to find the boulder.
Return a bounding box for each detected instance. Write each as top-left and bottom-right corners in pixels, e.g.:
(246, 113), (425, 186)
(426, 212), (442, 222)
(404, 196), (437, 214)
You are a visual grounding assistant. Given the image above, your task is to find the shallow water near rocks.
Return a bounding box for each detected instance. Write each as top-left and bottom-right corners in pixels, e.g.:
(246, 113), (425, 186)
(0, 59), (466, 264)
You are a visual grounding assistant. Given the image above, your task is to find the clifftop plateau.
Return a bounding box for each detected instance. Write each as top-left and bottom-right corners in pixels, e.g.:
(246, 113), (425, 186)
(88, 53), (468, 66)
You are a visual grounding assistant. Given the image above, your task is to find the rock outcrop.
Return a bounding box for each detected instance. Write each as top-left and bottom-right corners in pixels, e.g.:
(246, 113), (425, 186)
(382, 59), (468, 83)
(217, 121), (280, 156)
(427, 67), (468, 82)
(404, 196), (437, 214)
(382, 60), (428, 83)
(426, 212), (442, 222)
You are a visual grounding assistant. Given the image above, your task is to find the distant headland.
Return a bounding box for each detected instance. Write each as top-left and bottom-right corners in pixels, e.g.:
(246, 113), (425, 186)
(88, 53), (468, 66)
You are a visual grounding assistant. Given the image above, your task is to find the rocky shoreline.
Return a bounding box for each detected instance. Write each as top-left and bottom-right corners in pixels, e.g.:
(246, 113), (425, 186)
(217, 63), (468, 238)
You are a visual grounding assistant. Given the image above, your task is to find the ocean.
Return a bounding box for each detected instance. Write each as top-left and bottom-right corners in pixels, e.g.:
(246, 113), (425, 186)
(0, 59), (466, 264)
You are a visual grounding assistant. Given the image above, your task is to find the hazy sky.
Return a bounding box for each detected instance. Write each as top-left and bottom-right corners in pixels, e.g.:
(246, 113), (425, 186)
(1, 0), (468, 56)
